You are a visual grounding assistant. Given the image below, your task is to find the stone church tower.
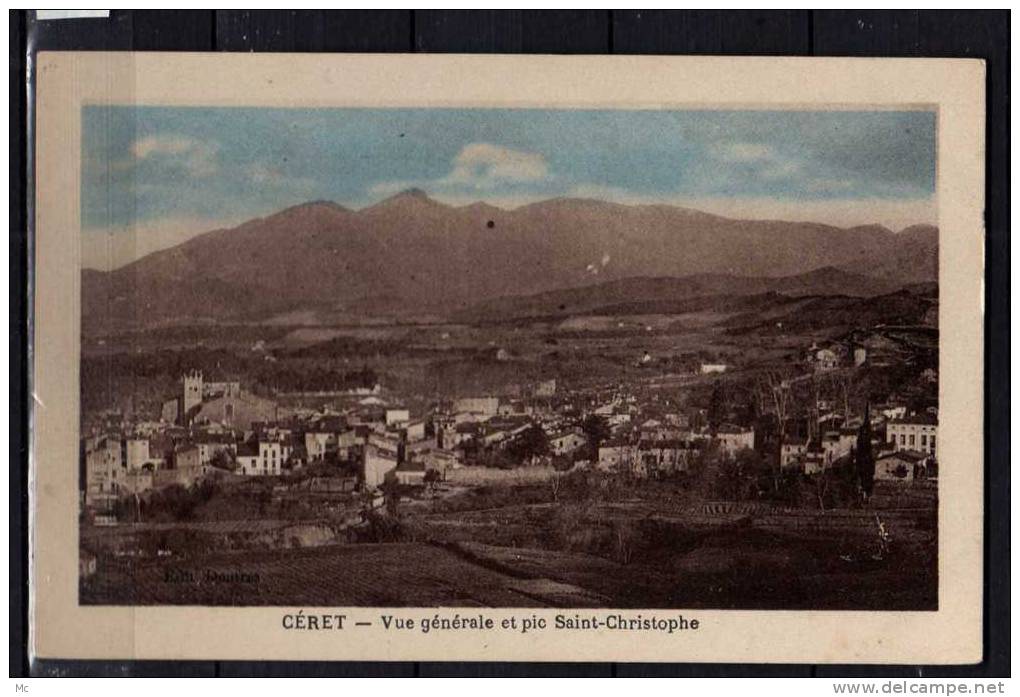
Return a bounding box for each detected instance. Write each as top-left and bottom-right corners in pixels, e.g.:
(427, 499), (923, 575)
(182, 370), (204, 422)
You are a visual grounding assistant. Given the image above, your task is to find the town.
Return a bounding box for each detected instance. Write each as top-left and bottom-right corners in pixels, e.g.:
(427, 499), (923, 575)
(79, 319), (939, 610)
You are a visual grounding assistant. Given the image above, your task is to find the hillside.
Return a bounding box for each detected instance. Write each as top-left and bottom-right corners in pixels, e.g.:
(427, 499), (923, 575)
(721, 287), (939, 335)
(454, 267), (903, 322)
(82, 192), (938, 331)
(837, 224), (938, 283)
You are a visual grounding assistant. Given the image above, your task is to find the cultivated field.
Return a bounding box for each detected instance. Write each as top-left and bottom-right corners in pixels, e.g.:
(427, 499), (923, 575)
(82, 484), (937, 610)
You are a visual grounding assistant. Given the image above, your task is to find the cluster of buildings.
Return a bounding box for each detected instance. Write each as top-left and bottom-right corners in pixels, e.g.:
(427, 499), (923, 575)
(593, 414), (754, 479)
(81, 373), (598, 514)
(83, 372), (291, 510)
(775, 334), (938, 479)
(81, 341), (940, 518)
(779, 409), (938, 480)
(876, 412), (939, 480)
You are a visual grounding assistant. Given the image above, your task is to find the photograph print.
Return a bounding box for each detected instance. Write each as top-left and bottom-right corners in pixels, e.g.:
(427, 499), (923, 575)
(78, 106), (939, 610)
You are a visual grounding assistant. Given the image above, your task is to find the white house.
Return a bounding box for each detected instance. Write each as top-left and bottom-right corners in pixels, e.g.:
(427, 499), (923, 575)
(385, 408), (410, 427)
(813, 348), (840, 371)
(363, 439), (400, 490)
(780, 436), (808, 469)
(124, 438), (151, 470)
(404, 419), (426, 442)
(548, 429), (587, 456)
(597, 442), (636, 472)
(256, 440), (283, 476)
(715, 424), (754, 455)
(84, 436), (126, 506)
(886, 414), (937, 456)
(453, 397), (499, 417)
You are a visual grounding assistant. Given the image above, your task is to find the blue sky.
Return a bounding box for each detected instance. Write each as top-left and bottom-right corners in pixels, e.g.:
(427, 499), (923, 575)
(81, 106), (936, 269)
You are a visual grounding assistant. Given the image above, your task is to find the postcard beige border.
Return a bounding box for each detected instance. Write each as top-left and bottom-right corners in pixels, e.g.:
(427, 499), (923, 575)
(31, 53), (985, 664)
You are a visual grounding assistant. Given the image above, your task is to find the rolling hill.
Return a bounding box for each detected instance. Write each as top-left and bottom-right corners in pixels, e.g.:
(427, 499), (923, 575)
(454, 267), (904, 322)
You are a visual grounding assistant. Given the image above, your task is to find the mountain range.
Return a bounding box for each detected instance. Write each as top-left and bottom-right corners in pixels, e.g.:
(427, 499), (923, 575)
(82, 190), (938, 331)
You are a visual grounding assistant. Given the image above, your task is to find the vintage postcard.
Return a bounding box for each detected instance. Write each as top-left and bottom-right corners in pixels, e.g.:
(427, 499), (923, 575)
(30, 53), (984, 663)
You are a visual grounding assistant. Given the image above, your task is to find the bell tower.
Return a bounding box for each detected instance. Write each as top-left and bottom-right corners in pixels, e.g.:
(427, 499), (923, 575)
(182, 370), (204, 422)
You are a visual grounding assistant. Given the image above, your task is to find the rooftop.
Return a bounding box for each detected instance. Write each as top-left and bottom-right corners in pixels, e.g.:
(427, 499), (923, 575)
(890, 414), (938, 426)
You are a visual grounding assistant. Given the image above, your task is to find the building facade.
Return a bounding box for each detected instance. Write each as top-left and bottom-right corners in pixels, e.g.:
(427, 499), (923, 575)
(886, 415), (937, 457)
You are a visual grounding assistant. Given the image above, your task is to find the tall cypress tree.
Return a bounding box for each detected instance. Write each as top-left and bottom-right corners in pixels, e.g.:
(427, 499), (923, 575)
(855, 402), (876, 498)
(708, 380), (725, 430)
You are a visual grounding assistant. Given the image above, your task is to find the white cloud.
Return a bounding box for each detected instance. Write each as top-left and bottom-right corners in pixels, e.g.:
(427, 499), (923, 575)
(710, 141), (804, 182)
(367, 179), (416, 198)
(443, 143), (550, 187)
(130, 134), (219, 178)
(367, 143), (551, 199)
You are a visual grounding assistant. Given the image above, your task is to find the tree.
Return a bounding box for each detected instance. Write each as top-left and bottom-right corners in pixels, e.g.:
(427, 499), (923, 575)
(826, 369), (855, 422)
(209, 448), (235, 472)
(854, 402), (876, 498)
(380, 480), (402, 516)
(613, 520), (637, 565)
(756, 369), (792, 486)
(580, 414), (611, 450)
(549, 472), (562, 502)
(507, 425), (549, 463)
(707, 380), (726, 430)
(813, 469), (832, 511)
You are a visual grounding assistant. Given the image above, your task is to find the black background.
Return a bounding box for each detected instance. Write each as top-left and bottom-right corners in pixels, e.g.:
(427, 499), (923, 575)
(9, 9), (1010, 679)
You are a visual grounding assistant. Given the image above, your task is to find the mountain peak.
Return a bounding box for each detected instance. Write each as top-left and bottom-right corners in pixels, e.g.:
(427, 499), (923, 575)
(383, 187), (435, 204)
(265, 199), (351, 221)
(399, 187), (429, 199)
(364, 188), (449, 213)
